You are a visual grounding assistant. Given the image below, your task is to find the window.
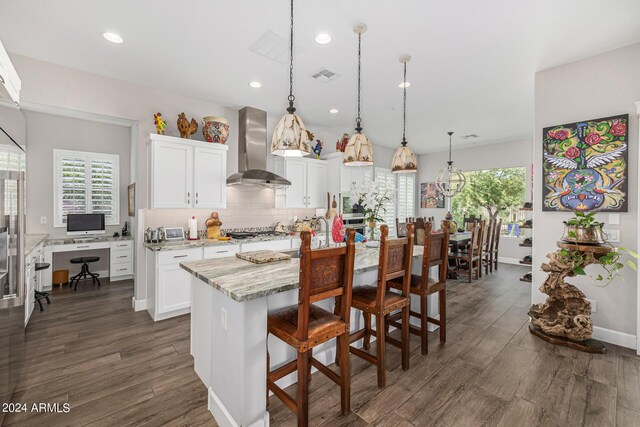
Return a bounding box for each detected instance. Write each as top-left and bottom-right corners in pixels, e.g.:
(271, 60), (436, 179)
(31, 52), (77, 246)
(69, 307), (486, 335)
(375, 168), (396, 235)
(397, 174), (415, 221)
(54, 149), (119, 227)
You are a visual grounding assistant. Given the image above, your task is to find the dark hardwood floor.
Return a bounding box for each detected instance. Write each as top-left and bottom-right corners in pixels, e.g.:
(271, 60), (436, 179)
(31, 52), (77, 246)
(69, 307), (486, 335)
(5, 264), (639, 426)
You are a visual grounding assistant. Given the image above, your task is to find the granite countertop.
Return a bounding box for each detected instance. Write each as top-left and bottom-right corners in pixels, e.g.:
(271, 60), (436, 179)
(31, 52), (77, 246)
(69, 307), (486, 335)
(144, 234), (297, 252)
(25, 234), (48, 256)
(44, 235), (134, 246)
(180, 244), (424, 303)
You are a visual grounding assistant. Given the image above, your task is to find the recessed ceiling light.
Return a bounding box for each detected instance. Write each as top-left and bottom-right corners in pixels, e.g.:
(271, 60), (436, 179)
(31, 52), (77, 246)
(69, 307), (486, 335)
(102, 32), (124, 44)
(399, 81), (411, 88)
(329, 108), (339, 114)
(249, 81), (262, 88)
(315, 33), (332, 45)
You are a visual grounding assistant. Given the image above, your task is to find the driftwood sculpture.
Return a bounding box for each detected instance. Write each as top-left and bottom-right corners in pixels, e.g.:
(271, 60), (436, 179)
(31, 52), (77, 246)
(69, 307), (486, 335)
(529, 242), (612, 352)
(177, 112), (198, 139)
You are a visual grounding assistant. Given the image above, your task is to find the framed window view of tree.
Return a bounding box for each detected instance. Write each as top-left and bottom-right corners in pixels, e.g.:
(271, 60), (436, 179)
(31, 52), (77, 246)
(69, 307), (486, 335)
(542, 114), (628, 212)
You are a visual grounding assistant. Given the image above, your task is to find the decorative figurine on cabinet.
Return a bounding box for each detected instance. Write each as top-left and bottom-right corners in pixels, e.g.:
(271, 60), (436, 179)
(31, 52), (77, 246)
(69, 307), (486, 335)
(154, 112), (167, 135)
(312, 139), (323, 159)
(177, 112), (198, 139)
(336, 133), (349, 152)
(205, 212), (223, 239)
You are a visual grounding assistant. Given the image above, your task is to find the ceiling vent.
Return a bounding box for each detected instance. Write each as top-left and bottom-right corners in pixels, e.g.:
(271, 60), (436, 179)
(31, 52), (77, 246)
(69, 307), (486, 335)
(311, 68), (340, 83)
(249, 30), (303, 64)
(461, 134), (480, 139)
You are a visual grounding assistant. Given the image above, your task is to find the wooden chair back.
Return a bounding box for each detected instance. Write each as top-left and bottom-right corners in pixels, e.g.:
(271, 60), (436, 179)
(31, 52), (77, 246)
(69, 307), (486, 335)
(493, 219), (503, 251)
(483, 219), (495, 252)
(475, 221), (485, 257)
(396, 218), (408, 238)
(466, 221), (478, 256)
(376, 224), (414, 307)
(297, 229), (356, 341)
(421, 220), (451, 288)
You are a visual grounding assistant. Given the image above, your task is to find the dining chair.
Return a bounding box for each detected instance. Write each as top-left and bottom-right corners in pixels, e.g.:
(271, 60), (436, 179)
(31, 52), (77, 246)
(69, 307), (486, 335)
(388, 220), (450, 355)
(482, 219), (496, 275)
(267, 229), (356, 426)
(348, 224), (414, 388)
(492, 219), (503, 271)
(396, 218), (408, 238)
(449, 221), (482, 283)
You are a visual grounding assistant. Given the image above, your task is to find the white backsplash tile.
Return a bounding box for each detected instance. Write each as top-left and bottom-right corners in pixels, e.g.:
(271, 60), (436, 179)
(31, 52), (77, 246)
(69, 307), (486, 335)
(144, 186), (316, 230)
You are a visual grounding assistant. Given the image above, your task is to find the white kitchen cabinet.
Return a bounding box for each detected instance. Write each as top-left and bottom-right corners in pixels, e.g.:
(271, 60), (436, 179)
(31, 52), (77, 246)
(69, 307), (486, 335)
(203, 244), (240, 259)
(146, 247), (203, 321)
(274, 157), (327, 209)
(110, 240), (134, 281)
(148, 134), (228, 209)
(325, 152), (373, 195)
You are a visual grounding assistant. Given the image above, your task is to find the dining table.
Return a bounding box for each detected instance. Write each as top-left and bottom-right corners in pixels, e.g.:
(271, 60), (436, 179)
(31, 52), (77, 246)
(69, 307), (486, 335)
(448, 231), (472, 279)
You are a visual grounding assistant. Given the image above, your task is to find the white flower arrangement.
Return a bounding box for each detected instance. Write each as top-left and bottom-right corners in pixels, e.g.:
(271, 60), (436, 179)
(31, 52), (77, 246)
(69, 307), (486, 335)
(350, 179), (396, 225)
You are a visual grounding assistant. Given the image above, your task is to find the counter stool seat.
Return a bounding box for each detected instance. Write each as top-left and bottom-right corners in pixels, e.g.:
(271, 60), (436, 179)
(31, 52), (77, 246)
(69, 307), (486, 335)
(69, 256), (101, 290)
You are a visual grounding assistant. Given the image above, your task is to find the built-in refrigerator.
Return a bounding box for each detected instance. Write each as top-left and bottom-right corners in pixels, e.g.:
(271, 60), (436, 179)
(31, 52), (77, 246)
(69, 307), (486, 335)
(0, 73), (26, 424)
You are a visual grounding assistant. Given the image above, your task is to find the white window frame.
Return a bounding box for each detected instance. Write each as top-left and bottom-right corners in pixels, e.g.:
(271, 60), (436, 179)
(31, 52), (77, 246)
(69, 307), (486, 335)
(53, 149), (120, 228)
(396, 173), (416, 222)
(374, 168), (397, 236)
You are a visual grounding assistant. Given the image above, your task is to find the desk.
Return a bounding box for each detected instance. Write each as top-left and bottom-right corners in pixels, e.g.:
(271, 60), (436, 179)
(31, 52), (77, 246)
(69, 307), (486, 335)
(42, 236), (134, 291)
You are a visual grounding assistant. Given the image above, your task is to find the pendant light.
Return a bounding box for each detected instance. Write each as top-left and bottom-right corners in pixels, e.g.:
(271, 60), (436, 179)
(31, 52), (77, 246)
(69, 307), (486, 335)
(391, 55), (417, 173)
(343, 23), (373, 167)
(271, 0), (311, 157)
(435, 131), (466, 197)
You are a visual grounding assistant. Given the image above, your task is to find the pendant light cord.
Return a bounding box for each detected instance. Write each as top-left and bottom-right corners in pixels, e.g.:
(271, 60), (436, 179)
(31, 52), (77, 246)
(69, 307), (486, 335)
(355, 32), (363, 132)
(447, 131), (454, 165)
(287, 0), (296, 113)
(402, 61), (407, 146)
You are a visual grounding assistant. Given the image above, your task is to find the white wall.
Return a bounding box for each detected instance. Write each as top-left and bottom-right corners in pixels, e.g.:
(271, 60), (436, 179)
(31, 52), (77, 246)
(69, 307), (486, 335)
(417, 139), (533, 222)
(24, 110), (131, 238)
(533, 43), (640, 339)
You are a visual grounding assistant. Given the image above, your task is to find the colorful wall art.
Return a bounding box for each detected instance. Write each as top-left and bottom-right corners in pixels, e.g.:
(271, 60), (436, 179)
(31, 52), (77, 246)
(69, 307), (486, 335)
(421, 182), (445, 209)
(542, 114), (628, 212)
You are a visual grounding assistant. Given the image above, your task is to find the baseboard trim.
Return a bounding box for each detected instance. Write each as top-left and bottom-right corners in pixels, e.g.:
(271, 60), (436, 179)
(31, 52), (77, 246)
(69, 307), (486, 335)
(208, 387), (269, 427)
(592, 326), (637, 350)
(499, 257), (521, 265)
(132, 298), (146, 311)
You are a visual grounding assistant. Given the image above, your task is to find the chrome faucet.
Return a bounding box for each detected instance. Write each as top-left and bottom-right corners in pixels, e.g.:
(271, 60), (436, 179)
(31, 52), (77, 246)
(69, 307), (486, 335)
(312, 216), (330, 248)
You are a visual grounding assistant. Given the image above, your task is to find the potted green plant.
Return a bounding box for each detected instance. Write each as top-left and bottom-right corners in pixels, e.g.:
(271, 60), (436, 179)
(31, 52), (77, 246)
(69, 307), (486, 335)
(557, 211), (639, 286)
(561, 211), (606, 244)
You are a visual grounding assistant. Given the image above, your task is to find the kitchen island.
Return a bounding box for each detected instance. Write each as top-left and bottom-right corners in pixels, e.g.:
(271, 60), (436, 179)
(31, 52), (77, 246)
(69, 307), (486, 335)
(180, 243), (431, 427)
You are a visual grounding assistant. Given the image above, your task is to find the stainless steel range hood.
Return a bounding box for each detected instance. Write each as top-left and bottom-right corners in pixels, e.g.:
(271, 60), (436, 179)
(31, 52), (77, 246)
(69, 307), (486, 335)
(226, 107), (291, 187)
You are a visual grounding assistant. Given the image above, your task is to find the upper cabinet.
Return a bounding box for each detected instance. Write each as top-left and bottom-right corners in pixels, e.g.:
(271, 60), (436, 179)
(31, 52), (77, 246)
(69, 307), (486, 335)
(325, 152), (374, 195)
(149, 134), (227, 209)
(274, 157), (327, 209)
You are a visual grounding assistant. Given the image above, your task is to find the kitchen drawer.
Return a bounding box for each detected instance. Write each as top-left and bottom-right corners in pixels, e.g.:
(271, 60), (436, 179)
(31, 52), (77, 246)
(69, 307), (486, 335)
(112, 241), (133, 250)
(111, 263), (133, 276)
(203, 244), (240, 259)
(157, 248), (203, 266)
(110, 248), (133, 264)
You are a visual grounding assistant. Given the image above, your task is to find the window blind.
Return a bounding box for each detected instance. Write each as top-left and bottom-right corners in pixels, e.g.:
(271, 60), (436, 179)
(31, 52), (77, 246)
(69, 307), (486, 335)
(375, 168), (396, 235)
(54, 150), (119, 227)
(397, 174), (415, 221)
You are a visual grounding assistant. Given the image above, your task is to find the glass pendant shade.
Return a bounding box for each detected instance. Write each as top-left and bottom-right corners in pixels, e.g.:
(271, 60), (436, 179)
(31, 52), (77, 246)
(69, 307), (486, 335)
(271, 0), (310, 157)
(343, 132), (373, 166)
(435, 131), (466, 196)
(271, 113), (311, 157)
(392, 145), (417, 173)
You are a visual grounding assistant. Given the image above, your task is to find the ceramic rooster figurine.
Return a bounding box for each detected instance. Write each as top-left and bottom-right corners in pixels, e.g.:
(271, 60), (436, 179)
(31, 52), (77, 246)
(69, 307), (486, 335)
(177, 112), (198, 139)
(154, 112), (167, 135)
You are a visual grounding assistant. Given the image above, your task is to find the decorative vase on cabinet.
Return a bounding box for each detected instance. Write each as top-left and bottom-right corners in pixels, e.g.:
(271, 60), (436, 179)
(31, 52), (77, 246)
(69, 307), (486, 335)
(202, 116), (229, 144)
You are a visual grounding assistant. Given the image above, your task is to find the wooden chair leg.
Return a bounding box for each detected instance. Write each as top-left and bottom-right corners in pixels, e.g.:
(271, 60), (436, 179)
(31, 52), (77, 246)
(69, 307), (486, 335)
(375, 314), (386, 388)
(339, 333), (350, 415)
(420, 294), (428, 355)
(334, 296), (342, 367)
(307, 349), (313, 383)
(401, 308), (410, 370)
(475, 260), (480, 280)
(468, 258), (472, 283)
(363, 313), (372, 350)
(297, 350), (310, 426)
(439, 289), (446, 343)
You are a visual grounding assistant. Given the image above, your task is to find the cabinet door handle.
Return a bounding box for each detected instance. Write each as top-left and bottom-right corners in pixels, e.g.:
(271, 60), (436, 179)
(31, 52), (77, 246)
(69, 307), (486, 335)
(187, 192), (191, 205)
(77, 245), (90, 248)
(196, 192), (199, 205)
(117, 268), (128, 272)
(216, 250), (228, 253)
(173, 255), (188, 258)
(117, 255), (128, 259)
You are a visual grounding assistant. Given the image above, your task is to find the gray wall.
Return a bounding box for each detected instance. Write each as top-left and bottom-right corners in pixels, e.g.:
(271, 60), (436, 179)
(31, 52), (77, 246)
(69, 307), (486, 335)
(24, 110), (131, 238)
(533, 43), (639, 337)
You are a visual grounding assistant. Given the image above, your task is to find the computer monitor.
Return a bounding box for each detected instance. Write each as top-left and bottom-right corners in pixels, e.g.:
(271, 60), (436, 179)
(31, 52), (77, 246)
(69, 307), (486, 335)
(66, 213), (106, 236)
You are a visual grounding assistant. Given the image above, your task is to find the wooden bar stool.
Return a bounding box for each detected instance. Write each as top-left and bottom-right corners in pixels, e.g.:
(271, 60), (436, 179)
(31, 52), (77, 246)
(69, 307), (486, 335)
(348, 224), (414, 388)
(388, 221), (450, 355)
(267, 229), (356, 426)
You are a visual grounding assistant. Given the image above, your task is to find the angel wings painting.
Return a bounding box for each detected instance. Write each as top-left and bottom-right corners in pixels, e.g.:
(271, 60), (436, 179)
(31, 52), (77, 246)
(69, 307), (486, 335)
(542, 115), (628, 212)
